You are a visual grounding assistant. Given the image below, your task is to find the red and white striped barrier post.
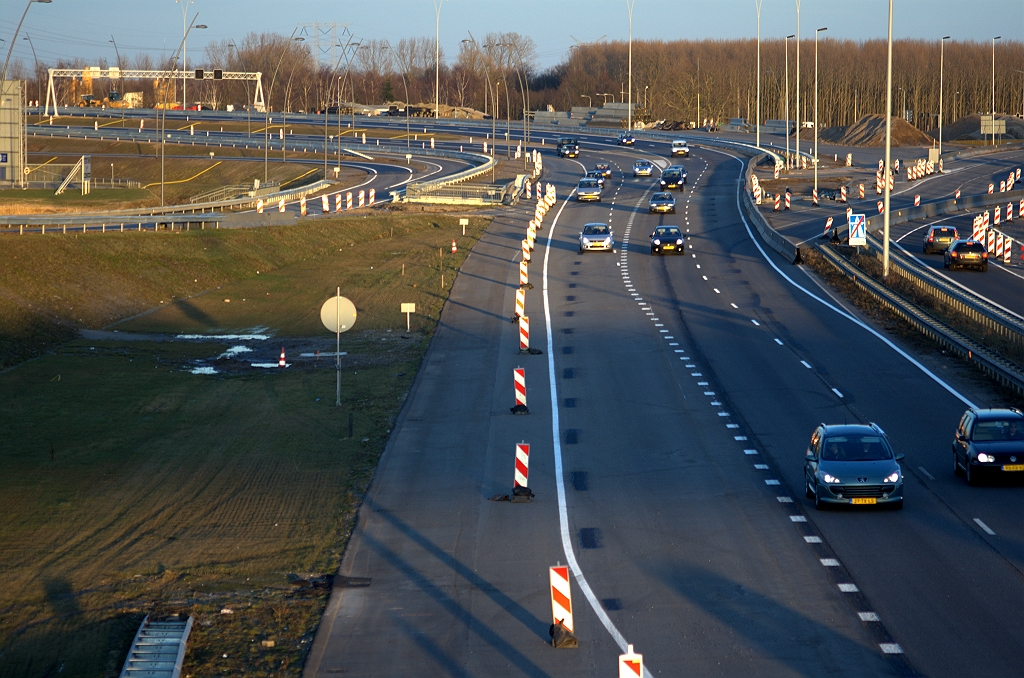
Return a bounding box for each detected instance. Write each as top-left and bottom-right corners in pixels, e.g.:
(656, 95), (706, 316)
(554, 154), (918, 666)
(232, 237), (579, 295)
(989, 183), (995, 194)
(988, 229), (996, 254)
(955, 189), (961, 200)
(257, 199), (265, 214)
(549, 565), (577, 647)
(322, 195), (330, 213)
(368, 188), (375, 205)
(876, 171), (883, 194)
(822, 216), (834, 236)
(914, 195), (920, 207)
(984, 211), (990, 228)
(346, 192), (353, 210)
(514, 288), (525, 320)
(894, 158), (900, 173)
(510, 442), (533, 501)
(300, 196), (307, 216)
(451, 239), (458, 254)
(846, 153), (853, 167)
(888, 171), (894, 191)
(973, 216), (983, 241)
(520, 260), (532, 289)
(774, 164), (780, 179)
(278, 199), (286, 213)
(995, 206), (1002, 225)
(335, 194), (342, 212)
(859, 184), (865, 199)
(358, 190), (365, 207)
(773, 193), (781, 212)
(519, 315), (530, 353)
(619, 645), (643, 678)
(877, 200), (884, 214)
(1000, 180), (1007, 193)
(996, 233), (1005, 259)
(511, 367), (528, 414)
(812, 188), (819, 206)
(939, 158), (944, 173)
(1007, 203), (1014, 222)
(1017, 168), (1022, 182)
(1020, 199), (1024, 218)
(522, 239), (531, 263)
(278, 348), (286, 367)
(840, 186), (847, 202)
(525, 180), (532, 199)
(1005, 237), (1013, 264)
(785, 189), (791, 210)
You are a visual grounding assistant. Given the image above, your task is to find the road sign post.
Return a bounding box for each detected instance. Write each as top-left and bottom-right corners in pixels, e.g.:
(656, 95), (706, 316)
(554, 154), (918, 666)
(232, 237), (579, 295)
(401, 302), (415, 332)
(849, 213), (867, 247)
(321, 289), (357, 406)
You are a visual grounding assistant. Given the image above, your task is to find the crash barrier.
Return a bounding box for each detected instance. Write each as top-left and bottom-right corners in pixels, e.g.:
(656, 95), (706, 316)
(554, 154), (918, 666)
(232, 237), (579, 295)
(861, 231), (1024, 355)
(404, 181), (516, 205)
(739, 153), (800, 263)
(817, 243), (1024, 396)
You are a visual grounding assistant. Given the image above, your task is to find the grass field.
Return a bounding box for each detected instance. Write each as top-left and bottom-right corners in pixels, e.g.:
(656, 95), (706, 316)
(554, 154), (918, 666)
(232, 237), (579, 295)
(0, 213), (490, 677)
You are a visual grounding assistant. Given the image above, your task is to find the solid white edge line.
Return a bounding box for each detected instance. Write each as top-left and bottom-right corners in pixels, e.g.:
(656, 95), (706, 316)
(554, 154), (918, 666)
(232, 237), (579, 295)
(543, 178), (652, 674)
(702, 146), (976, 410)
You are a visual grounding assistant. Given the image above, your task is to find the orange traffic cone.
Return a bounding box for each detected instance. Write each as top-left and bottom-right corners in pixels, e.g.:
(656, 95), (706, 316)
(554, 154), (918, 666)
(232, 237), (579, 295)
(451, 239), (457, 254)
(279, 348), (286, 368)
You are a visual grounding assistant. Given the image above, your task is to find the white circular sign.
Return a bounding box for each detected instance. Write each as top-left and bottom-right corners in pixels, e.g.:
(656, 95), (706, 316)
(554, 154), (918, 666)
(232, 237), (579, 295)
(320, 295), (357, 333)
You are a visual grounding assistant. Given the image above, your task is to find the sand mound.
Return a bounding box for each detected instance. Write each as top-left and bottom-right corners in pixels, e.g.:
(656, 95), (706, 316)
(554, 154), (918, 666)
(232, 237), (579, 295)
(929, 114), (1024, 141)
(819, 114), (933, 147)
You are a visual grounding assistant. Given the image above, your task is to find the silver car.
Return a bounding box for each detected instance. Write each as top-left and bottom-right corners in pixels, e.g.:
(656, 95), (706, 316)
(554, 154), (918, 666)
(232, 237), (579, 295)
(576, 178), (602, 202)
(579, 222), (613, 252)
(633, 160), (654, 177)
(804, 423), (905, 510)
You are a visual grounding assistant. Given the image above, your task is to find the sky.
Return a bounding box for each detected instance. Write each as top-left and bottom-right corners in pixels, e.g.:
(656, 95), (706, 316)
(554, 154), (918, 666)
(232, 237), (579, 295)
(3, 0), (1023, 73)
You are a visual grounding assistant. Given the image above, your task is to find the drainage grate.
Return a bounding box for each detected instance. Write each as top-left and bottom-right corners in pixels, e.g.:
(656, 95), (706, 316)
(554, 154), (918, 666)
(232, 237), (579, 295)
(562, 346), (573, 354)
(570, 471), (589, 491)
(565, 429), (579, 444)
(564, 398), (576, 408)
(568, 283), (577, 288)
(579, 528), (602, 549)
(564, 311), (574, 317)
(562, 328), (574, 334)
(563, 368), (575, 379)
(566, 295), (576, 301)
(570, 271), (579, 276)
(602, 598), (622, 611)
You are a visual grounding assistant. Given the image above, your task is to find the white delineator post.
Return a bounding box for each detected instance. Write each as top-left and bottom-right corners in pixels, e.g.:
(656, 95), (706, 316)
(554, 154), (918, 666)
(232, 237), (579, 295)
(619, 645), (643, 678)
(511, 367), (528, 414)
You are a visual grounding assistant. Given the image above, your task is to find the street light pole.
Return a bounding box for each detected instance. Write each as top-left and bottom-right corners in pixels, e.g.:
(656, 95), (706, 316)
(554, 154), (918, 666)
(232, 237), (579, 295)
(992, 36), (1001, 145)
(754, 0), (763, 148)
(794, 0), (801, 169)
(814, 27), (826, 199)
(626, 0), (636, 131)
(883, 0), (894, 278)
(264, 31), (303, 183)
(939, 36), (951, 163)
(1015, 70), (1024, 119)
(23, 35), (38, 105)
(433, 0), (446, 119)
(175, 0), (194, 109)
(1, 0), (52, 85)
(785, 34), (794, 169)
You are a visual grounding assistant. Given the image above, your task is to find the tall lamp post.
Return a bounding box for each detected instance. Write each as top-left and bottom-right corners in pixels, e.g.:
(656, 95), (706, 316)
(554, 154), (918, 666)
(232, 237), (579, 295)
(432, 0), (446, 119)
(264, 32), (304, 183)
(939, 36), (951, 163)
(1, 0), (52, 84)
(384, 41), (411, 149)
(991, 35), (1001, 145)
(175, 0), (194, 108)
(626, 0), (637, 131)
(22, 35), (39, 105)
(882, 0), (894, 278)
(108, 35), (125, 126)
(814, 26), (826, 200)
(1015, 70), (1024, 119)
(754, 0), (764, 148)
(785, 34), (795, 168)
(794, 0), (801, 169)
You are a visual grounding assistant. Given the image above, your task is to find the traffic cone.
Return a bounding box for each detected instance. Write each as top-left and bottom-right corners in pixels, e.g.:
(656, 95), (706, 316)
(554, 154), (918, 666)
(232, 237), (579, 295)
(451, 239), (457, 254)
(279, 348), (286, 368)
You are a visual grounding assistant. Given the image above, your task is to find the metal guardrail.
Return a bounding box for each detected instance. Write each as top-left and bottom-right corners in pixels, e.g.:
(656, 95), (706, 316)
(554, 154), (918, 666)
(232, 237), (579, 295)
(119, 615), (194, 678)
(405, 180), (514, 205)
(862, 231), (1024, 352)
(816, 243), (1024, 395)
(738, 153), (801, 263)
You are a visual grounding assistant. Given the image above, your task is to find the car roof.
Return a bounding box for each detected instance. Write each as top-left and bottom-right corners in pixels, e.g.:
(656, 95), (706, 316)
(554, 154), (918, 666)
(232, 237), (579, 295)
(655, 225), (681, 232)
(971, 408), (1024, 420)
(583, 222), (609, 230)
(652, 192), (674, 199)
(821, 424), (885, 437)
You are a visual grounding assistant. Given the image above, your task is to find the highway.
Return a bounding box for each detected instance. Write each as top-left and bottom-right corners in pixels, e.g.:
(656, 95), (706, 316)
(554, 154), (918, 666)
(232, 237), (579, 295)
(299, 127), (1024, 677)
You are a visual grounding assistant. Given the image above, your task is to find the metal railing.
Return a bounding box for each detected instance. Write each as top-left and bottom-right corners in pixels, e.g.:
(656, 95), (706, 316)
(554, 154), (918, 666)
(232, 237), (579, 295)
(405, 181), (513, 205)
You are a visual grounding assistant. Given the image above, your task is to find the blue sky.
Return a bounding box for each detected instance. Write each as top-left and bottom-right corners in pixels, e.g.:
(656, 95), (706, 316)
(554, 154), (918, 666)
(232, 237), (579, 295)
(3, 0), (1022, 71)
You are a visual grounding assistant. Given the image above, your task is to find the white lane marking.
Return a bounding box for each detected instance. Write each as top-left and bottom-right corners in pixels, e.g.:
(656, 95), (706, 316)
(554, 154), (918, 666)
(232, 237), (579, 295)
(777, 496), (793, 502)
(745, 449), (759, 455)
(831, 388), (844, 398)
(859, 612), (881, 622)
(727, 424), (740, 428)
(542, 184), (647, 670)
(698, 381), (709, 385)
(880, 644), (904, 655)
(820, 558), (841, 567)
(801, 360), (812, 369)
(751, 319), (760, 326)
(765, 479), (781, 485)
(974, 518), (996, 535)
(674, 349), (686, 353)
(717, 411), (730, 417)
(838, 583), (859, 592)
(704, 390), (715, 395)
(734, 435), (747, 440)
(804, 535), (822, 543)
(790, 515), (808, 522)
(710, 400), (721, 405)
(714, 288), (721, 294)
(708, 147), (977, 410)
(730, 303), (738, 308)
(702, 275), (709, 281)
(691, 372), (703, 376)
(755, 464), (769, 469)
(918, 466), (935, 480)
(774, 338), (784, 345)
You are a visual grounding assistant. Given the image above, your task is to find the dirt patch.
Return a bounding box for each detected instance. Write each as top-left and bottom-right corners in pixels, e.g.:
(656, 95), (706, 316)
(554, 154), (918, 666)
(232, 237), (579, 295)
(929, 114), (1024, 141)
(820, 114), (933, 147)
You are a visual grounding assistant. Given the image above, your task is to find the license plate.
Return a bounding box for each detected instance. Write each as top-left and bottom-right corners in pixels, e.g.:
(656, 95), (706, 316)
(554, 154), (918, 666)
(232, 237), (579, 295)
(851, 497), (876, 505)
(1003, 464), (1024, 471)
(663, 245), (674, 250)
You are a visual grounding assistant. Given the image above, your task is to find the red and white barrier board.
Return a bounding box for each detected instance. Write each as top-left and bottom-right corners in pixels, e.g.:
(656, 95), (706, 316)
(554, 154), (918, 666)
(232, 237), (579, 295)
(346, 192), (353, 210)
(369, 188), (375, 205)
(877, 201), (884, 214)
(335, 194), (342, 212)
(520, 260), (529, 287)
(549, 566), (574, 633)
(300, 196), (307, 216)
(515, 288), (525, 318)
(514, 368), (527, 409)
(619, 645), (643, 678)
(514, 443), (529, 488)
(914, 195), (920, 207)
(519, 315), (530, 351)
(322, 195), (330, 213)
(358, 190), (365, 208)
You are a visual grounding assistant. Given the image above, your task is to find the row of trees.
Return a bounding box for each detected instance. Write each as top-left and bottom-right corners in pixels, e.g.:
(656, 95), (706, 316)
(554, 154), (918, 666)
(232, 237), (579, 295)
(11, 33), (1023, 130)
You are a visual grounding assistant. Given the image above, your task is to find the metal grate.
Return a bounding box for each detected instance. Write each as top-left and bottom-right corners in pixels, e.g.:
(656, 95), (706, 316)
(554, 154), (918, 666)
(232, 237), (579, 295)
(579, 528), (602, 549)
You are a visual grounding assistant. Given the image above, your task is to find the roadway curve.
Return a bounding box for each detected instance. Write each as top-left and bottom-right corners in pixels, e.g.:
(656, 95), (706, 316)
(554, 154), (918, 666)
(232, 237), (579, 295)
(301, 129), (1024, 677)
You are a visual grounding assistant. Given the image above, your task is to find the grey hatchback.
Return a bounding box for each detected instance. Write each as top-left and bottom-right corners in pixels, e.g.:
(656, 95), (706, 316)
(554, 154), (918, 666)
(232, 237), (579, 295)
(804, 423), (904, 510)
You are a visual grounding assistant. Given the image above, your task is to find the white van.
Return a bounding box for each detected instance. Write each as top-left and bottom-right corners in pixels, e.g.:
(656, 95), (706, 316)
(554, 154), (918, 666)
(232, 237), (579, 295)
(671, 140), (690, 157)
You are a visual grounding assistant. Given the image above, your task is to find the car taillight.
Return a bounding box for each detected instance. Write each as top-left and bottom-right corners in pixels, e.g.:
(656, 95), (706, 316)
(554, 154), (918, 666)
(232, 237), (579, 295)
(983, 252), (989, 258)
(951, 251), (958, 257)
(928, 235), (934, 242)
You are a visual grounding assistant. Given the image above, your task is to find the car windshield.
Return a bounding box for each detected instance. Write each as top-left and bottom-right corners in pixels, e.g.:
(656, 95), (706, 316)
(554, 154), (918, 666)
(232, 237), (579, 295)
(655, 227), (681, 237)
(587, 171), (601, 178)
(596, 164), (609, 169)
(636, 161), (651, 167)
(583, 224), (609, 235)
(958, 242), (986, 253)
(663, 171), (681, 180)
(821, 435), (893, 461)
(652, 193), (673, 201)
(579, 180), (599, 188)
(932, 228), (957, 237)
(972, 420), (1024, 441)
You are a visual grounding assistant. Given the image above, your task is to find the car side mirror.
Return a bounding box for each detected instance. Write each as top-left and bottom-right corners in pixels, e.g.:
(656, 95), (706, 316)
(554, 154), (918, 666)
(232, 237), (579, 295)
(805, 452), (816, 462)
(895, 453), (905, 462)
(956, 433), (967, 442)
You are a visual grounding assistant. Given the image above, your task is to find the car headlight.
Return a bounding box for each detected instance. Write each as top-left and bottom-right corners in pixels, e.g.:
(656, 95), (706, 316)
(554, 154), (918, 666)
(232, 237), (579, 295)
(604, 237), (611, 244)
(653, 239), (661, 245)
(884, 471), (900, 483)
(660, 181), (666, 186)
(582, 238), (590, 244)
(978, 453), (994, 463)
(822, 473), (841, 484)
(676, 239), (683, 245)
